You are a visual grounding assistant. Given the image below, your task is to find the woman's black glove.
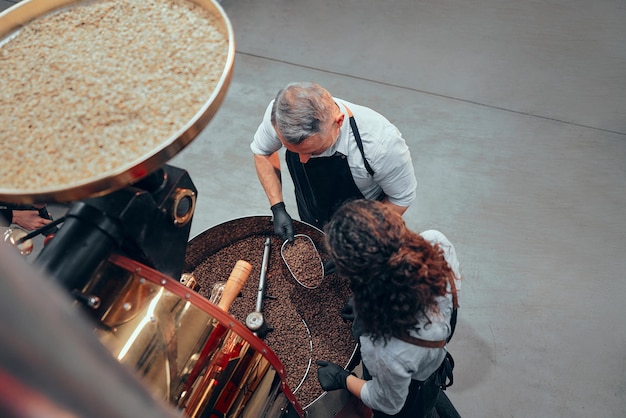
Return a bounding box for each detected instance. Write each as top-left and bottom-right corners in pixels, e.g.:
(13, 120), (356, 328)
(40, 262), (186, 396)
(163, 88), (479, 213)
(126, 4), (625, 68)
(339, 297), (355, 322)
(315, 360), (351, 391)
(270, 202), (294, 242)
(323, 259), (336, 276)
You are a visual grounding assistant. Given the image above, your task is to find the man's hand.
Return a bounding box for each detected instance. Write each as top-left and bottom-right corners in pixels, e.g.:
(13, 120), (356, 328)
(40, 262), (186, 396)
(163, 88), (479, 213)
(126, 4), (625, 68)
(11, 210), (51, 231)
(270, 202), (294, 242)
(315, 360), (351, 391)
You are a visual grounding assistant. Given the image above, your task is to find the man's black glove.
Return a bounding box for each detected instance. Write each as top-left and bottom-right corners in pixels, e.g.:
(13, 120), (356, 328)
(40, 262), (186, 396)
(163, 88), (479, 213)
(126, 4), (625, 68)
(270, 202), (294, 242)
(315, 360), (352, 391)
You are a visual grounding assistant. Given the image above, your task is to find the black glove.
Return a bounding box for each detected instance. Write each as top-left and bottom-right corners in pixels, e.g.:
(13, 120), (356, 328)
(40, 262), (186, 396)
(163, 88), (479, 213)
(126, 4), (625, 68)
(323, 259), (336, 276)
(315, 360), (351, 391)
(339, 297), (355, 322)
(270, 202), (294, 242)
(37, 206), (59, 236)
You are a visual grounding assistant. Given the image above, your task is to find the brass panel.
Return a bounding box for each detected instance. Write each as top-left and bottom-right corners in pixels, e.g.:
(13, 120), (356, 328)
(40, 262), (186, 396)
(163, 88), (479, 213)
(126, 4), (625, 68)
(83, 256), (304, 417)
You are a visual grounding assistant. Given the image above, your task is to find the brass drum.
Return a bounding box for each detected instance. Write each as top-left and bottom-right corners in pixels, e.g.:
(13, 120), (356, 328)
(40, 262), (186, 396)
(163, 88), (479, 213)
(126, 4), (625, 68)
(80, 254), (304, 418)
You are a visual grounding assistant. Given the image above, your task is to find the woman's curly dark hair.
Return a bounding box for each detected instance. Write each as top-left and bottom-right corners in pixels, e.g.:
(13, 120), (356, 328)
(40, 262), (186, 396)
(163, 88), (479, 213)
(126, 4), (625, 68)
(325, 199), (454, 344)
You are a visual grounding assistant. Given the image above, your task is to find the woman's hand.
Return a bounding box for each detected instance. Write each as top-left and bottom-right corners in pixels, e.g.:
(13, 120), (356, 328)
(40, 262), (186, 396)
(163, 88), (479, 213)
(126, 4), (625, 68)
(315, 360), (351, 391)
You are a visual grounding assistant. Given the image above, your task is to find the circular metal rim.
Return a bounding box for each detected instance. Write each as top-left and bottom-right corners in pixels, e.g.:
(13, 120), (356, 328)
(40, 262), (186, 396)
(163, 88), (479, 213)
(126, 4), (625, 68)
(0, 0), (235, 205)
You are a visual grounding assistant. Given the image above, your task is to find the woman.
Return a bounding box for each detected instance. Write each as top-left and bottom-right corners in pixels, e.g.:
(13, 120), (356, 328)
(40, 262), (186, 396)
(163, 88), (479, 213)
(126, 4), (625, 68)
(316, 199), (461, 417)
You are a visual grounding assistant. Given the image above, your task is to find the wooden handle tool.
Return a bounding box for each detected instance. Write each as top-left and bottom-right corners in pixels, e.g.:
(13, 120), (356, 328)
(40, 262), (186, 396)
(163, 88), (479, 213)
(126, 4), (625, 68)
(217, 259), (252, 311)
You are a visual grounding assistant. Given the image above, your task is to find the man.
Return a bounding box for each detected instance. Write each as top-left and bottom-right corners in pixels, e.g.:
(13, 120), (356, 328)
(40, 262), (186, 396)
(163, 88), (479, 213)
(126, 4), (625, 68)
(251, 82), (417, 241)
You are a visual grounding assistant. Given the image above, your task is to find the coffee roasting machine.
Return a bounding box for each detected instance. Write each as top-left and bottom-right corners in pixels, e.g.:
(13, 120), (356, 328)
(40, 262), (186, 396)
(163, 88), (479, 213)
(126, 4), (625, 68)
(0, 1), (360, 417)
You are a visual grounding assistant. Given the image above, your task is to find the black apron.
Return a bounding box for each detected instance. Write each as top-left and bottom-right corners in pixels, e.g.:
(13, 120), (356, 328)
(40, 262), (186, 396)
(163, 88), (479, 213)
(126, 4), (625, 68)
(285, 113), (376, 229)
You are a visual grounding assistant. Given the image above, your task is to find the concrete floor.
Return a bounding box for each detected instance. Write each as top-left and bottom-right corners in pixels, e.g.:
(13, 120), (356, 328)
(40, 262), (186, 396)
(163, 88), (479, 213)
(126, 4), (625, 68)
(2, 0), (626, 417)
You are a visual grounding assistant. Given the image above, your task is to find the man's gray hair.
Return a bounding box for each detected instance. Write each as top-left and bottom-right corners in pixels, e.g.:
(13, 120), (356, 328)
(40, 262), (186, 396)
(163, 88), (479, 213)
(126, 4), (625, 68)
(271, 82), (335, 144)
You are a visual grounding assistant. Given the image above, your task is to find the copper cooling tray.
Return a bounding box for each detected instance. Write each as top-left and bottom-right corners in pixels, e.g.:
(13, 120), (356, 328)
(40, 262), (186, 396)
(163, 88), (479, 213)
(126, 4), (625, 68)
(0, 0), (235, 204)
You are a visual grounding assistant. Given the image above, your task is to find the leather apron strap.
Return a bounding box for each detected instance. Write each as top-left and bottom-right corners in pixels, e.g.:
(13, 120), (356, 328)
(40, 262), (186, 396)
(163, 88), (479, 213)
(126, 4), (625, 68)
(345, 105), (375, 176)
(398, 275), (459, 348)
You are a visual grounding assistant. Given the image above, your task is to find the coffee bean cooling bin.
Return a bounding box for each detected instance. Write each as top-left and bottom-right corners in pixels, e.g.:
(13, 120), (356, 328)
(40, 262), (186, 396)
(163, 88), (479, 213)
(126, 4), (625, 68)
(184, 216), (360, 416)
